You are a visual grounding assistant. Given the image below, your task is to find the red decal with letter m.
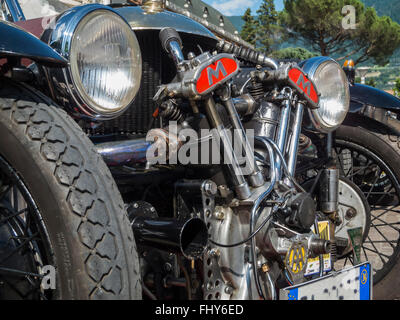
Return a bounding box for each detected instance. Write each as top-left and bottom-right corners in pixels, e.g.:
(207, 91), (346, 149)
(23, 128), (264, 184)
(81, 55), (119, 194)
(288, 68), (319, 105)
(196, 57), (239, 95)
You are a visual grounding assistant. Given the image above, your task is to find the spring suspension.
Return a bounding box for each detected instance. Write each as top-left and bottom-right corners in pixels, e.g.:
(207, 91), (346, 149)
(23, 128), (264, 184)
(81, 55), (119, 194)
(159, 99), (184, 123)
(248, 81), (265, 101)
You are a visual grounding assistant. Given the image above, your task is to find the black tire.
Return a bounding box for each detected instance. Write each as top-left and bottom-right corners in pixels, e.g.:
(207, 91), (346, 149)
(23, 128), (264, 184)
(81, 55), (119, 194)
(0, 79), (141, 299)
(335, 121), (400, 300)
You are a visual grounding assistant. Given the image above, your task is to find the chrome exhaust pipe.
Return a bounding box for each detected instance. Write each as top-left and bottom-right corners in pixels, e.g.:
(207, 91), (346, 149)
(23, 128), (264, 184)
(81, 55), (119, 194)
(95, 126), (183, 167)
(130, 214), (208, 260)
(95, 138), (151, 167)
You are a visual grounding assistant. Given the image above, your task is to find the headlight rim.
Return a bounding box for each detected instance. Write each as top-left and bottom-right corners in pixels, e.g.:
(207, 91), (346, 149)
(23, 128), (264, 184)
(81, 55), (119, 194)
(299, 56), (350, 133)
(43, 4), (142, 120)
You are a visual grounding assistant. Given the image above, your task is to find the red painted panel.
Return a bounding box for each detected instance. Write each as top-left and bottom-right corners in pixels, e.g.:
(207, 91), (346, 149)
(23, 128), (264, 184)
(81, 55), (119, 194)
(196, 57), (238, 94)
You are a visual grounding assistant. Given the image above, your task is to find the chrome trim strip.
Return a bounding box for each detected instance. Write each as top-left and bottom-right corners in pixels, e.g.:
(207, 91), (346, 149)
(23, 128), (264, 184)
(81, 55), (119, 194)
(4, 0), (25, 21)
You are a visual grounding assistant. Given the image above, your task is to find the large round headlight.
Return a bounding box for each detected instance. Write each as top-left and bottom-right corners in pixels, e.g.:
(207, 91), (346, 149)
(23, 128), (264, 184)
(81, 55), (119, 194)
(44, 4), (142, 119)
(299, 57), (350, 132)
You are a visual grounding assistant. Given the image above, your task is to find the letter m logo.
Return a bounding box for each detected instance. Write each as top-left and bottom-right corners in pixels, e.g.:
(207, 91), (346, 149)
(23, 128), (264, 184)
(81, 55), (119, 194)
(207, 60), (228, 86)
(195, 56), (239, 95)
(297, 73), (311, 96)
(288, 67), (319, 106)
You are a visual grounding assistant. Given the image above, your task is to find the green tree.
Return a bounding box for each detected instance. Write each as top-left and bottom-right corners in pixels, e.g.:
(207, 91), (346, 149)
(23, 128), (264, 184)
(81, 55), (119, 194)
(281, 0), (400, 65)
(256, 0), (281, 53)
(240, 8), (259, 47)
(394, 78), (400, 96)
(272, 47), (318, 60)
(366, 78), (377, 87)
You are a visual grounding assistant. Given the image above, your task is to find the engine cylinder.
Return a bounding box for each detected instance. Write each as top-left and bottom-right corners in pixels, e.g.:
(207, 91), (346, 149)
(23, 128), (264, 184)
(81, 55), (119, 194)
(244, 100), (280, 141)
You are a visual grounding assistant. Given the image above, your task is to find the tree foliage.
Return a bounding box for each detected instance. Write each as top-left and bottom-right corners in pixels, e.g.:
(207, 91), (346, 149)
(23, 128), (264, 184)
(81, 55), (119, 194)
(271, 47), (318, 60)
(256, 0), (281, 53)
(366, 78), (377, 87)
(240, 8), (259, 47)
(394, 78), (400, 97)
(280, 0), (400, 65)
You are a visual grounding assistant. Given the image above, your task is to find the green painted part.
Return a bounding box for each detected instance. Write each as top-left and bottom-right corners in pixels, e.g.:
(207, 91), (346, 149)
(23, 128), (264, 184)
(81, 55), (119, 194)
(348, 227), (363, 265)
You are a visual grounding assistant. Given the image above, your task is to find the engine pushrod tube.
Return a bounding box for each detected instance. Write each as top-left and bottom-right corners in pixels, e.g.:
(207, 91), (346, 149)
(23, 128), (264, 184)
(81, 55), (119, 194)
(222, 97), (264, 188)
(275, 98), (292, 180)
(287, 102), (304, 176)
(204, 96), (251, 200)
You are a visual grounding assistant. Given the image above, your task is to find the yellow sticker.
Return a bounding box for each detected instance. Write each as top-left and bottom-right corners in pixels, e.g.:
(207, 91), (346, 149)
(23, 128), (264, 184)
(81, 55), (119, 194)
(305, 221), (332, 276)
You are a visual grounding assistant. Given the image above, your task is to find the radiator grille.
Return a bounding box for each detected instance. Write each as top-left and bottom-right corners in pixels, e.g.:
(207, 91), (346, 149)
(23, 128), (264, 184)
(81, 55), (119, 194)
(92, 31), (213, 135)
(96, 32), (163, 134)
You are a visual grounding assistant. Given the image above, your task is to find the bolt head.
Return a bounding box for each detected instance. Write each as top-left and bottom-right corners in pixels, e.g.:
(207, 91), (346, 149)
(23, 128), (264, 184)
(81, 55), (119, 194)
(187, 52), (196, 60)
(204, 181), (218, 196)
(345, 208), (357, 220)
(224, 285), (233, 294)
(215, 211), (224, 220)
(209, 248), (220, 257)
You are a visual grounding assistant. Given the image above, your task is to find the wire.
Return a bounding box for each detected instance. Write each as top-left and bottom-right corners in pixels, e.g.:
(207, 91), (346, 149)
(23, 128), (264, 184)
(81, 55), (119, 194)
(209, 212), (273, 248)
(258, 136), (306, 193)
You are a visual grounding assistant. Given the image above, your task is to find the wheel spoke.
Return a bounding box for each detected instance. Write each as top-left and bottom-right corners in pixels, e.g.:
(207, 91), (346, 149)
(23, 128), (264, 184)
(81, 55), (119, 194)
(365, 171), (383, 200)
(373, 222), (400, 227)
(0, 232), (39, 264)
(0, 276), (27, 299)
(370, 224), (396, 249)
(363, 246), (391, 259)
(362, 246), (369, 262)
(0, 208), (28, 226)
(0, 266), (43, 278)
(372, 215), (400, 233)
(371, 206), (399, 222)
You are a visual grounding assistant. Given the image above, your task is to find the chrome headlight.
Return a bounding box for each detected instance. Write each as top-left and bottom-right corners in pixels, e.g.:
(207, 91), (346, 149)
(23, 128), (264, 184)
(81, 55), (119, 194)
(44, 4), (142, 120)
(299, 57), (350, 132)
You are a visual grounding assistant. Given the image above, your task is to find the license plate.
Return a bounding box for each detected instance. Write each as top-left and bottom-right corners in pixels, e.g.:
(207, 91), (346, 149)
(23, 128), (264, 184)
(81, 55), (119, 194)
(280, 263), (372, 300)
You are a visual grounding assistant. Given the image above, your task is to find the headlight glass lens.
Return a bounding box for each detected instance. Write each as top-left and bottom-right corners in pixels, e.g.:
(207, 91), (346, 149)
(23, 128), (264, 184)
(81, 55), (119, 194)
(70, 10), (142, 115)
(300, 57), (350, 132)
(314, 61), (349, 128)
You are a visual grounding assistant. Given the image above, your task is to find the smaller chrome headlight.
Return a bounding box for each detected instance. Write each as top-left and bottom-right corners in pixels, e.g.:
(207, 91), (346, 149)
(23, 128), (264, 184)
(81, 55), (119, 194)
(44, 4), (142, 120)
(299, 57), (350, 132)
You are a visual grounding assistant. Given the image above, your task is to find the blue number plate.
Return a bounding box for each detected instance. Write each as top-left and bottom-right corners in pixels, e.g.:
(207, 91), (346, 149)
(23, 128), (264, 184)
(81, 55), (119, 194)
(280, 262), (372, 300)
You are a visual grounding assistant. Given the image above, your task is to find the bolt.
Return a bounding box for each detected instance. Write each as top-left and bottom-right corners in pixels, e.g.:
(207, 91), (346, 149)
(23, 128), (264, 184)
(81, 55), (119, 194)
(133, 203), (139, 209)
(230, 199), (240, 207)
(224, 285), (234, 295)
(215, 210), (224, 220)
(345, 208), (357, 220)
(164, 263), (172, 272)
(187, 52), (196, 60)
(209, 248), (220, 258)
(203, 181), (217, 196)
(261, 264), (270, 273)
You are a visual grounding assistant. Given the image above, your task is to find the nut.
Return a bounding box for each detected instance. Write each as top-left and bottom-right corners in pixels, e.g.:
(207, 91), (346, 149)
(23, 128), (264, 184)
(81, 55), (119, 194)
(209, 248), (220, 257)
(345, 208), (357, 220)
(215, 210), (224, 220)
(224, 285), (234, 294)
(203, 181), (218, 196)
(261, 264), (270, 273)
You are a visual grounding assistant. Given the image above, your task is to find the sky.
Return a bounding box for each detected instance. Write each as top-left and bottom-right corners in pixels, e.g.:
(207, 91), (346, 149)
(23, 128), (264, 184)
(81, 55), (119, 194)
(202, 0), (284, 16)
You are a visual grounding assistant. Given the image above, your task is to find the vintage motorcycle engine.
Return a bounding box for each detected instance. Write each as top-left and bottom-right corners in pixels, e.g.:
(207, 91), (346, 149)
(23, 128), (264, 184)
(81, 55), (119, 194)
(200, 92), (332, 299)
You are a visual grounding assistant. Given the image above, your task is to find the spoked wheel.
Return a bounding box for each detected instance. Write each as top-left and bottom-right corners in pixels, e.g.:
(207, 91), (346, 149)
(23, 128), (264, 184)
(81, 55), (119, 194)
(0, 155), (53, 299)
(335, 123), (400, 300)
(0, 79), (141, 300)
